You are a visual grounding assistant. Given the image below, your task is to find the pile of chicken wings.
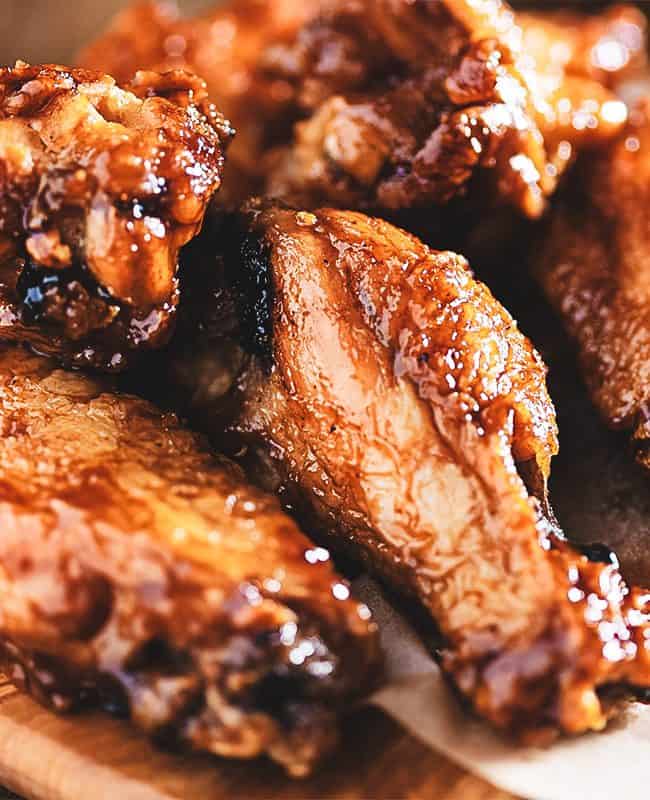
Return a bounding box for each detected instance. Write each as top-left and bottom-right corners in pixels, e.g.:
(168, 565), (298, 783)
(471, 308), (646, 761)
(1, 0), (650, 778)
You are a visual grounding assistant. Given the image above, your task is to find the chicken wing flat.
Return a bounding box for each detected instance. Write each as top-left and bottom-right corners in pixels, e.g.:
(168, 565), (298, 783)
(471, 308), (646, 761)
(78, 0), (321, 205)
(535, 98), (650, 473)
(0, 63), (232, 370)
(166, 203), (650, 741)
(0, 342), (379, 776)
(262, 0), (636, 217)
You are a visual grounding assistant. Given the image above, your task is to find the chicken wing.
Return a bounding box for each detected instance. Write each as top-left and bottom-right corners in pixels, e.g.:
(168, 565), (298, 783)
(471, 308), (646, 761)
(165, 203), (650, 741)
(535, 98), (650, 473)
(262, 0), (635, 217)
(78, 0), (321, 205)
(0, 342), (379, 777)
(0, 63), (232, 370)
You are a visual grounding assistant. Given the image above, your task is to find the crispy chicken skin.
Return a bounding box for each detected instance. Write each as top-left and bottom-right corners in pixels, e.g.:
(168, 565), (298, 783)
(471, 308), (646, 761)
(536, 99), (650, 473)
(78, 0), (321, 204)
(0, 63), (232, 370)
(262, 0), (635, 217)
(167, 203), (650, 740)
(0, 342), (379, 777)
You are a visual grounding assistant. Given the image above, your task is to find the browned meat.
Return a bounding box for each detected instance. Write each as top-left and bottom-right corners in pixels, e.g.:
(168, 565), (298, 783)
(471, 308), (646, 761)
(0, 342), (380, 777)
(164, 203), (650, 741)
(535, 98), (650, 473)
(0, 63), (232, 370)
(262, 0), (635, 216)
(78, 0), (321, 205)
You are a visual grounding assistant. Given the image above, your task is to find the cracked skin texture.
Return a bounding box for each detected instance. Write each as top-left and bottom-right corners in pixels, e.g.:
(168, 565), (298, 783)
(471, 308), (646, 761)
(170, 204), (650, 740)
(536, 99), (650, 473)
(0, 62), (232, 370)
(0, 343), (379, 777)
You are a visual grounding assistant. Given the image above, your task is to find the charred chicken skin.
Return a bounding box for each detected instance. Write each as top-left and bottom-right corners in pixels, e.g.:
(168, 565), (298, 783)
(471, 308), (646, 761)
(536, 99), (650, 473)
(261, 0), (637, 217)
(167, 203), (650, 741)
(0, 63), (232, 370)
(78, 0), (321, 205)
(0, 342), (379, 777)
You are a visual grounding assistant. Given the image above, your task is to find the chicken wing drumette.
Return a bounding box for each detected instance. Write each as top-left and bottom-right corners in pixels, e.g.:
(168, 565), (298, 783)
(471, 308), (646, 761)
(165, 203), (650, 741)
(0, 343), (379, 776)
(536, 99), (650, 473)
(0, 63), (232, 370)
(262, 0), (638, 217)
(78, 0), (321, 205)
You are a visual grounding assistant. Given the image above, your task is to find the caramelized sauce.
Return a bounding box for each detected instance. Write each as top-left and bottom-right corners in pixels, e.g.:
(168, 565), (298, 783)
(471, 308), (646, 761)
(0, 63), (232, 369)
(0, 344), (380, 776)
(167, 203), (650, 741)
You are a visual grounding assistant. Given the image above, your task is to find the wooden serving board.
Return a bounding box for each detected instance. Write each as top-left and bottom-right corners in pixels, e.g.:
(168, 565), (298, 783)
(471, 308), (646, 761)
(0, 676), (516, 800)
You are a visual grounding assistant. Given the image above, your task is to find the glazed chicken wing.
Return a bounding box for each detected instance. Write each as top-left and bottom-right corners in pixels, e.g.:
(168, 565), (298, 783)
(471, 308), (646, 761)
(165, 203), (650, 740)
(536, 99), (650, 473)
(0, 343), (379, 777)
(262, 0), (637, 217)
(0, 63), (232, 370)
(78, 0), (321, 205)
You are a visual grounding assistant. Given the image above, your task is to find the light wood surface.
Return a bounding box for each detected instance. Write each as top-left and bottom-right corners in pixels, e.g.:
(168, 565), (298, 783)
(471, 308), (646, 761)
(0, 675), (516, 800)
